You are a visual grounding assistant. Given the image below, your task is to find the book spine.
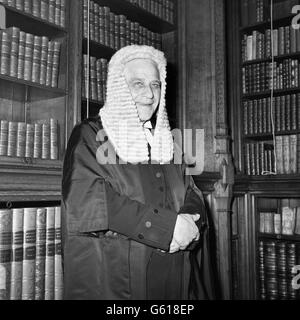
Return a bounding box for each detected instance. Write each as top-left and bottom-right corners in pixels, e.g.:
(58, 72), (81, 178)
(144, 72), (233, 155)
(24, 0), (32, 14)
(45, 41), (54, 87)
(24, 33), (34, 82)
(282, 206), (295, 235)
(60, 0), (65, 27)
(48, 0), (55, 24)
(32, 0), (41, 18)
(54, 206), (63, 300)
(16, 122), (26, 158)
(54, 0), (61, 26)
(287, 243), (297, 299)
(45, 207), (55, 300)
(294, 207), (300, 235)
(275, 136), (283, 174)
(50, 118), (58, 160)
(25, 124), (34, 158)
(289, 135), (297, 174)
(39, 36), (48, 86)
(7, 122), (17, 157)
(0, 120), (8, 156)
(17, 31), (26, 80)
(0, 31), (11, 76)
(22, 208), (36, 300)
(9, 27), (20, 78)
(0, 209), (12, 300)
(51, 41), (61, 88)
(35, 208), (46, 300)
(33, 123), (42, 159)
(42, 122), (50, 160)
(10, 208), (24, 300)
(31, 35), (42, 83)
(40, 0), (49, 21)
(282, 135), (290, 174)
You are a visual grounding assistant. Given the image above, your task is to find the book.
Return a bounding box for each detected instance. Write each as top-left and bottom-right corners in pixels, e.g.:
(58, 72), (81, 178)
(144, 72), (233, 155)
(10, 208), (24, 300)
(0, 120), (8, 156)
(45, 207), (55, 300)
(24, 33), (34, 82)
(0, 209), (12, 300)
(281, 206), (295, 235)
(294, 207), (300, 235)
(264, 212), (274, 234)
(22, 208), (37, 300)
(274, 213), (281, 235)
(54, 206), (63, 300)
(35, 208), (46, 300)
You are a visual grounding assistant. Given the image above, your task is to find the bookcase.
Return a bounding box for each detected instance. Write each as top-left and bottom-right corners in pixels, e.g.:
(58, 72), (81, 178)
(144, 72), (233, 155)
(0, 0), (69, 300)
(227, 0), (300, 299)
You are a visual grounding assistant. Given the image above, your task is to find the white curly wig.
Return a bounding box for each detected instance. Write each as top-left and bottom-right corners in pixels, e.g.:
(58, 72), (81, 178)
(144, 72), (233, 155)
(99, 45), (174, 164)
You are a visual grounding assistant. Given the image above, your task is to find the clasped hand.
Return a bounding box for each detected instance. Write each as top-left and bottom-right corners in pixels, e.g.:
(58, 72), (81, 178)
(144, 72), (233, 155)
(169, 213), (200, 254)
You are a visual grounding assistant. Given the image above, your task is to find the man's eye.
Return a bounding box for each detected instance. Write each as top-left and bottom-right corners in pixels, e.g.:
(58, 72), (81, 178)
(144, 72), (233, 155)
(133, 82), (144, 87)
(152, 83), (161, 88)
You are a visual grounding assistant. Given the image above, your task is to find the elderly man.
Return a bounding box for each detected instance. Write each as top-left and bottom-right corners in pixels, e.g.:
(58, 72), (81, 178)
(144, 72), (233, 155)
(62, 45), (215, 300)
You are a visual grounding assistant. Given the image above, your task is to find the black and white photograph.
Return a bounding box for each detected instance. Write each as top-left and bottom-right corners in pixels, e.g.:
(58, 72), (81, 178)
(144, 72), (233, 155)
(0, 0), (299, 308)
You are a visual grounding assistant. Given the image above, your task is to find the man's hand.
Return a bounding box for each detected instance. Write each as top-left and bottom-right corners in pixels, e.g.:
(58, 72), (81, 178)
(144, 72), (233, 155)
(169, 214), (200, 254)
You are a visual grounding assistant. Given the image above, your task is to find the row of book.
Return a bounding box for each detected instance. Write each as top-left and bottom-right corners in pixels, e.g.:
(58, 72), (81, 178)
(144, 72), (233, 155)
(82, 55), (108, 103)
(258, 240), (300, 300)
(0, 206), (63, 300)
(245, 141), (275, 175)
(259, 207), (300, 235)
(243, 95), (300, 136)
(275, 134), (300, 174)
(0, 119), (59, 160)
(83, 1), (162, 51)
(127, 0), (175, 24)
(0, 0), (66, 27)
(244, 135), (300, 175)
(241, 26), (300, 62)
(0, 27), (61, 88)
(242, 59), (300, 94)
(240, 0), (299, 28)
(240, 0), (266, 27)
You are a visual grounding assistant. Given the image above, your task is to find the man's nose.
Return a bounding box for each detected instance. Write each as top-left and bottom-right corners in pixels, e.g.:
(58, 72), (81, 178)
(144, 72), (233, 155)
(143, 85), (154, 99)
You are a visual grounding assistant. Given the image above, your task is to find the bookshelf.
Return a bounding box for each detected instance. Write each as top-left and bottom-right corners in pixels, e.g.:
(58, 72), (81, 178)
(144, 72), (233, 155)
(227, 0), (300, 299)
(0, 0), (69, 300)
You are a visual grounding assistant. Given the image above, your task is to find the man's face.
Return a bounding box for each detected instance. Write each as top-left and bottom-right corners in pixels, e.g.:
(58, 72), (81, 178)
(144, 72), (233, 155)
(124, 58), (161, 123)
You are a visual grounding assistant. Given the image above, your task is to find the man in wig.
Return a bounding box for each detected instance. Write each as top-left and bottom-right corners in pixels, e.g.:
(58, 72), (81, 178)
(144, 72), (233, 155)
(62, 45), (215, 300)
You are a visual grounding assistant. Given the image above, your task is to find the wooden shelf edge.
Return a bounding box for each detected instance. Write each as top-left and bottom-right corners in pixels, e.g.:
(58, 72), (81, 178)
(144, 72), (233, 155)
(0, 156), (63, 171)
(0, 191), (62, 203)
(258, 233), (300, 242)
(242, 52), (300, 66)
(0, 73), (67, 96)
(1, 3), (67, 34)
(98, 0), (175, 34)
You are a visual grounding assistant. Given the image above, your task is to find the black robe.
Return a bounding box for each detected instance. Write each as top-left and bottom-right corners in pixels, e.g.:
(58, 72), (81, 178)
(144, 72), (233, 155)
(61, 116), (216, 300)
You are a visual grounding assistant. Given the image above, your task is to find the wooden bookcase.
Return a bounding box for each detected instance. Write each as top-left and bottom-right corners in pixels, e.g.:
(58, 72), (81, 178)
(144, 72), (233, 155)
(0, 0), (69, 300)
(0, 1), (70, 203)
(227, 0), (300, 300)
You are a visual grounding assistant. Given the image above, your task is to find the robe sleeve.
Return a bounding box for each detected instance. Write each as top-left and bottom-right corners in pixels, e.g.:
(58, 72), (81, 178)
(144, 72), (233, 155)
(62, 121), (177, 251)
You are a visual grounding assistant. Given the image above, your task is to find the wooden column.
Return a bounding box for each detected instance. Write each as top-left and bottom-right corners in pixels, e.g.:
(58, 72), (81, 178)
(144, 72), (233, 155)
(67, 0), (83, 139)
(178, 0), (234, 299)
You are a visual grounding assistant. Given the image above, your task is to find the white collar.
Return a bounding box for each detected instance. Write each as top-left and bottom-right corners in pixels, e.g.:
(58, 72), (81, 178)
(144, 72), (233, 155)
(143, 120), (153, 129)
